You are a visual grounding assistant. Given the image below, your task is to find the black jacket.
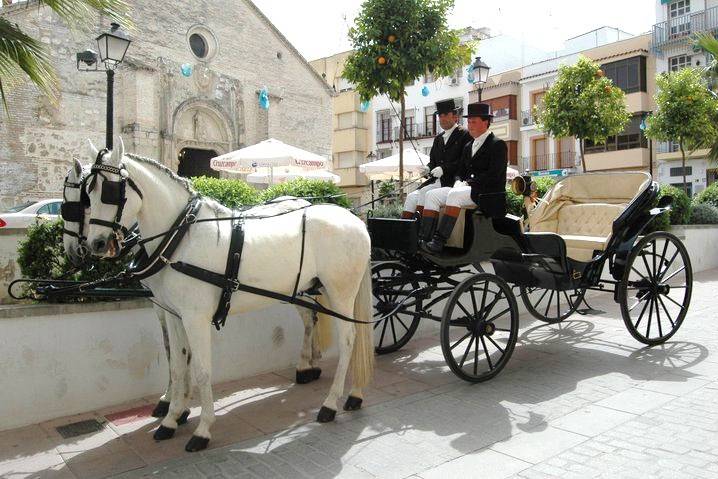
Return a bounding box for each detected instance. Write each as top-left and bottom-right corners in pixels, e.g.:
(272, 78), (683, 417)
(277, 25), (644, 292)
(457, 132), (508, 217)
(427, 126), (474, 187)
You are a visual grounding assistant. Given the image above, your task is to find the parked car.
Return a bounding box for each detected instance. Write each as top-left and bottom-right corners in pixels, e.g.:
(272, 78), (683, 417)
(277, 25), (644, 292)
(0, 199), (63, 228)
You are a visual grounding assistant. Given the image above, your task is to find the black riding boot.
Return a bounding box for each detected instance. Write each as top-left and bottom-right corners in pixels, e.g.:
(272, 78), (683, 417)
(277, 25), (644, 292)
(423, 214), (458, 254)
(419, 215), (437, 242)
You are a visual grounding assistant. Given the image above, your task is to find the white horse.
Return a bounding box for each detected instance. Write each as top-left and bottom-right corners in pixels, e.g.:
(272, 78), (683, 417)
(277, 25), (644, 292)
(83, 143), (374, 452)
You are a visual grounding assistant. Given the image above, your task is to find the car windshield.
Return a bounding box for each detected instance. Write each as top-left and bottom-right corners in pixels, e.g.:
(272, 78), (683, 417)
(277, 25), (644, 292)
(3, 201), (36, 213)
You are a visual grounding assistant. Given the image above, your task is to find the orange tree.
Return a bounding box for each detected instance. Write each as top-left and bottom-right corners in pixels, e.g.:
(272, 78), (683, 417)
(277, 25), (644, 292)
(342, 0), (473, 192)
(534, 56), (630, 172)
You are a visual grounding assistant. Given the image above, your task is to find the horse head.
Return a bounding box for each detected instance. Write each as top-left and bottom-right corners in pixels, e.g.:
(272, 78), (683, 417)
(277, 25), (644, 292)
(61, 155), (90, 266)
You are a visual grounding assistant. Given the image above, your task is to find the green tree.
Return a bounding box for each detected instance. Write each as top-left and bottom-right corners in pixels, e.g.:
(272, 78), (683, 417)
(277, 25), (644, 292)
(534, 56), (631, 172)
(0, 0), (133, 111)
(342, 0), (473, 193)
(645, 67), (718, 192)
(691, 33), (718, 167)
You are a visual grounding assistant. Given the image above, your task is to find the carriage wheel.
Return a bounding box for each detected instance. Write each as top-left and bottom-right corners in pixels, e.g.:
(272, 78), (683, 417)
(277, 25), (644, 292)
(440, 273), (519, 383)
(619, 231), (692, 346)
(371, 262), (423, 354)
(520, 286), (586, 324)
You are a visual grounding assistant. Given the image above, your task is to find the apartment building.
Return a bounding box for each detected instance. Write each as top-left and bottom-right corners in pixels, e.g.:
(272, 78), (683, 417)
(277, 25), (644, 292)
(309, 51), (373, 206)
(651, 0), (718, 195)
(472, 28), (655, 178)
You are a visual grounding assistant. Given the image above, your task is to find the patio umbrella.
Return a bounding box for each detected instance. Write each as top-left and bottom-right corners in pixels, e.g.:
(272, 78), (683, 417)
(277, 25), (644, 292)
(210, 138), (329, 174)
(358, 149), (430, 181)
(506, 166), (519, 181)
(246, 169), (341, 185)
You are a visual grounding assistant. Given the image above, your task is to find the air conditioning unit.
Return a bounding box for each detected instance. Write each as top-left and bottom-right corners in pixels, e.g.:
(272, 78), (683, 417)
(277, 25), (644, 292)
(522, 117), (530, 126)
(450, 77), (459, 86)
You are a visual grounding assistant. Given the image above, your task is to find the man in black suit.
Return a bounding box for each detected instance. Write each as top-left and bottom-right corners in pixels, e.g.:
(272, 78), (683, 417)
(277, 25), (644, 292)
(422, 102), (508, 254)
(401, 99), (473, 239)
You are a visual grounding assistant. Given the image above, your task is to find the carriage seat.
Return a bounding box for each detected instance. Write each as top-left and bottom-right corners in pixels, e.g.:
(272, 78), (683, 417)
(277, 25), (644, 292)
(528, 172), (651, 262)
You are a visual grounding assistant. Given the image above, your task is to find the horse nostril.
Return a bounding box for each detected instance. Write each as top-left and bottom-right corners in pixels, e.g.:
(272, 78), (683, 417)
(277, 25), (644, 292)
(92, 238), (107, 253)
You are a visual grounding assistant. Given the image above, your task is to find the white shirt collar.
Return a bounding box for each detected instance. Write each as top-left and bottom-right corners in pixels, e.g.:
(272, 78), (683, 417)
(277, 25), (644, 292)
(442, 123), (458, 140)
(471, 131), (491, 156)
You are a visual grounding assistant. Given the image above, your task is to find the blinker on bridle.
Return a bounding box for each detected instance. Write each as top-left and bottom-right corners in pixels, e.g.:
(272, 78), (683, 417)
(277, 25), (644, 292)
(86, 148), (143, 242)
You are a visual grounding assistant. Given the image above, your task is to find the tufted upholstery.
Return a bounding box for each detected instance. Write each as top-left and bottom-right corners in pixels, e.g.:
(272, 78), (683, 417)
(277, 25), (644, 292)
(529, 172), (651, 262)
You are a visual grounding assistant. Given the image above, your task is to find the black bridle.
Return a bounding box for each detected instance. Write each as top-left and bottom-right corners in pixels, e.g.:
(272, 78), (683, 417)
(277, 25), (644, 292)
(60, 170), (91, 242)
(86, 149), (143, 240)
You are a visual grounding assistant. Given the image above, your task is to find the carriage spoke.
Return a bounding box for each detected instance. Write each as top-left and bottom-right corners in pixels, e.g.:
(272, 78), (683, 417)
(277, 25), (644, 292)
(474, 335), (479, 375)
(634, 293), (651, 329)
(544, 290), (555, 317)
(394, 314), (410, 331)
(661, 265), (686, 284)
(656, 239), (669, 280)
(630, 266), (651, 283)
(646, 296), (655, 338)
(389, 316), (398, 345)
(556, 288), (561, 318)
(459, 335), (475, 368)
(655, 295), (664, 338)
(641, 252), (654, 281)
(457, 301), (474, 322)
(451, 331), (473, 351)
(657, 250), (679, 281)
(486, 334), (505, 354)
(657, 294), (677, 328)
(628, 293), (650, 312)
(662, 292), (687, 310)
(378, 317), (389, 347)
(484, 307), (512, 324)
(652, 241), (657, 280)
(481, 336), (493, 371)
(535, 288), (549, 310)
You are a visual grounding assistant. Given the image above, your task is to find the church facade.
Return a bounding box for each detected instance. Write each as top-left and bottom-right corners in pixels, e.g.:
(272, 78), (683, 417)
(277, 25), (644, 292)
(0, 0), (333, 208)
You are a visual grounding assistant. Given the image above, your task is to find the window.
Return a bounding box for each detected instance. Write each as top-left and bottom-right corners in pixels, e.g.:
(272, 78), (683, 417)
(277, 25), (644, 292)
(424, 105), (436, 137)
(449, 67), (462, 84)
(602, 57), (646, 93)
(377, 110), (392, 142)
(187, 25), (218, 61)
(670, 166), (693, 176)
(337, 112), (364, 129)
(669, 1), (691, 37)
(189, 34), (207, 58)
(671, 182), (693, 196)
(377, 149), (392, 159)
(424, 147), (433, 156)
(669, 54), (692, 71)
(37, 202), (60, 215)
(336, 77), (355, 92)
(584, 115), (648, 153)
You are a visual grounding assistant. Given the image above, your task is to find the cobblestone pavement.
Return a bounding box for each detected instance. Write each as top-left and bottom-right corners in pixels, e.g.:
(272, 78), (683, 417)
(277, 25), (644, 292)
(2, 269), (717, 479)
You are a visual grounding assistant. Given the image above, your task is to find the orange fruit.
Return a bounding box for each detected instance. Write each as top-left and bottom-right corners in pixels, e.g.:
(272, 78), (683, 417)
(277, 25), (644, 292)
(377, 56), (387, 65)
(388, 34), (397, 43)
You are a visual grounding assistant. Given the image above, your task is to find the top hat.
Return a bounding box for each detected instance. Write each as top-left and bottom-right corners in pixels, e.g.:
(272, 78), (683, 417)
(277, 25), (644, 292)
(463, 102), (494, 118)
(434, 99), (459, 115)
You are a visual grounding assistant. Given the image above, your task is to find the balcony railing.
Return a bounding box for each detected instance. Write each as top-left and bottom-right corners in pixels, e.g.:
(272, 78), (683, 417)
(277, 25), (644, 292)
(657, 141), (680, 154)
(377, 119), (393, 143)
(652, 6), (718, 52)
(523, 151), (578, 172)
(520, 110), (534, 127)
(393, 122), (437, 140)
(492, 107), (511, 122)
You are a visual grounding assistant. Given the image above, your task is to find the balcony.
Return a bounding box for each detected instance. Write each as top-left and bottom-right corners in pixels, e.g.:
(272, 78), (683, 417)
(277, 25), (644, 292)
(651, 6), (718, 53)
(376, 119), (393, 143)
(393, 122), (437, 140)
(520, 110), (534, 127)
(523, 151), (578, 172)
(492, 107), (511, 123)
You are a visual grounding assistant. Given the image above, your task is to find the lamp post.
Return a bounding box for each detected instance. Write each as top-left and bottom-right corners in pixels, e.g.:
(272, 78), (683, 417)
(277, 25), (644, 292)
(366, 151), (377, 209)
(76, 23), (131, 151)
(470, 56), (490, 102)
(640, 111), (653, 179)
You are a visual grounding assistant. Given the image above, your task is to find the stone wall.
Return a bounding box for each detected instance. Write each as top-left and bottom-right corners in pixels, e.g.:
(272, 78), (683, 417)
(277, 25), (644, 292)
(0, 0), (333, 209)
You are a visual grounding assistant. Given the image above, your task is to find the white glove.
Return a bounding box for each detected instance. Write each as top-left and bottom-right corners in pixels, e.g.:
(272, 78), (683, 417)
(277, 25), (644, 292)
(431, 166), (443, 178)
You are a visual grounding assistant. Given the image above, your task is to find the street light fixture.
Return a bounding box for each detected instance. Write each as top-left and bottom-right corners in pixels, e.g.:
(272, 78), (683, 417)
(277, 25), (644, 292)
(76, 23), (131, 151)
(471, 56), (490, 101)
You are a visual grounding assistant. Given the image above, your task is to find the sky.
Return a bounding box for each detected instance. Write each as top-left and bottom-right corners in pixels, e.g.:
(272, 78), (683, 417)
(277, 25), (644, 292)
(251, 0), (657, 61)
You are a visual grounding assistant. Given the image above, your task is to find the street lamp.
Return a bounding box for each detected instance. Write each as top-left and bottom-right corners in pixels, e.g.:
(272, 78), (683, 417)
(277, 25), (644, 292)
(76, 23), (131, 151)
(640, 111), (653, 179)
(366, 151), (377, 209)
(470, 56), (490, 101)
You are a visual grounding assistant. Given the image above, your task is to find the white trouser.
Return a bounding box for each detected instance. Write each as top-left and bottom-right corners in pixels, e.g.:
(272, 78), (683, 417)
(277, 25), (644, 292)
(425, 183), (476, 211)
(403, 180), (441, 212)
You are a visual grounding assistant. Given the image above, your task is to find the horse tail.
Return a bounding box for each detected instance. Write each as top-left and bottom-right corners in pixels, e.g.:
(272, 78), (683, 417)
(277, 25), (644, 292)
(350, 261), (374, 389)
(314, 296), (334, 352)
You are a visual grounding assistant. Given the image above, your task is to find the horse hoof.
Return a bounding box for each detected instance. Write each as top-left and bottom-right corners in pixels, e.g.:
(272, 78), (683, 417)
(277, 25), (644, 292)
(185, 435), (210, 452)
(151, 400), (170, 418)
(317, 406), (336, 423)
(343, 396), (363, 411)
(177, 409), (190, 426)
(153, 425), (175, 441)
(296, 367), (322, 384)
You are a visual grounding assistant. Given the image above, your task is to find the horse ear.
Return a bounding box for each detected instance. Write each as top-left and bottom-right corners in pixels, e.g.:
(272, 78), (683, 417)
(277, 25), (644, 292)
(73, 158), (83, 177)
(117, 136), (125, 161)
(109, 136), (125, 166)
(87, 139), (99, 159)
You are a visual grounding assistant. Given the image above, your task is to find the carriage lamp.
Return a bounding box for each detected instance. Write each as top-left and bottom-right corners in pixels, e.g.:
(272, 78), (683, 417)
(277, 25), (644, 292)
(76, 23), (131, 151)
(470, 57), (490, 101)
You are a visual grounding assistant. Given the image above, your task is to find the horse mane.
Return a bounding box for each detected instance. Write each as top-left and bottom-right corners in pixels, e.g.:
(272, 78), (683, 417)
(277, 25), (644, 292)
(123, 153), (226, 216)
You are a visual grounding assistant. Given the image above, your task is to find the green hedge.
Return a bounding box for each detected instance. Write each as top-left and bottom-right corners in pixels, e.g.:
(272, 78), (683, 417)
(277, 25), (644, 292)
(259, 178), (352, 208)
(694, 182), (718, 209)
(191, 176), (260, 208)
(689, 202), (718, 224)
(16, 220), (137, 302)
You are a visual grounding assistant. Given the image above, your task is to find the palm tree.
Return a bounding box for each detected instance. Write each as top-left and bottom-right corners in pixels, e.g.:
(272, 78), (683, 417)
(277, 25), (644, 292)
(694, 32), (718, 165)
(0, 0), (132, 112)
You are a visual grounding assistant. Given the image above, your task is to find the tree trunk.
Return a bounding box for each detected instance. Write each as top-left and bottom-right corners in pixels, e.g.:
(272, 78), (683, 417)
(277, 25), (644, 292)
(579, 139), (587, 172)
(680, 142), (687, 194)
(399, 95), (405, 203)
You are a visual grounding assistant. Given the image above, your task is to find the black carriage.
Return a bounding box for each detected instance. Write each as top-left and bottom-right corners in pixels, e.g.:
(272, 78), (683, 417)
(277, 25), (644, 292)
(368, 172), (693, 383)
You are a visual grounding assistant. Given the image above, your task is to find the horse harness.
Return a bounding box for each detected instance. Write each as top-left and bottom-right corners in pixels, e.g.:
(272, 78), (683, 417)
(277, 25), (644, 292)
(86, 157), (357, 330)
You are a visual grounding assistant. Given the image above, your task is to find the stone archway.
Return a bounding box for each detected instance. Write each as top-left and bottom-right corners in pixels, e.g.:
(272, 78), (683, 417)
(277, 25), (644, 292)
(171, 100), (234, 174)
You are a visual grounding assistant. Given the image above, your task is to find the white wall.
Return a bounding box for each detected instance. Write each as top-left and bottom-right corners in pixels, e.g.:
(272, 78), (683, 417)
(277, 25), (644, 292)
(0, 300), (337, 432)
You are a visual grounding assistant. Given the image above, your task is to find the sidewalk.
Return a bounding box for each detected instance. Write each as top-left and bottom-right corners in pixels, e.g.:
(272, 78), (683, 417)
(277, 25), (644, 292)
(2, 269), (718, 479)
